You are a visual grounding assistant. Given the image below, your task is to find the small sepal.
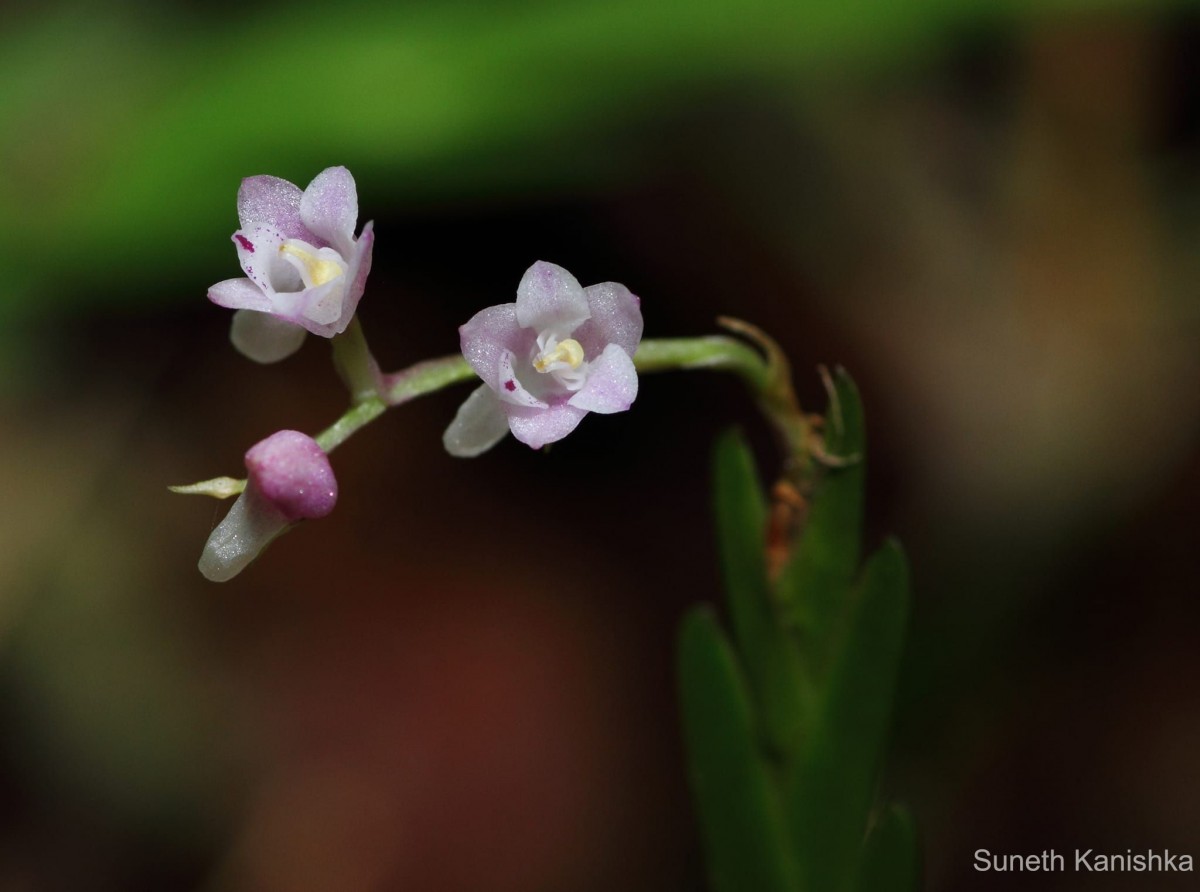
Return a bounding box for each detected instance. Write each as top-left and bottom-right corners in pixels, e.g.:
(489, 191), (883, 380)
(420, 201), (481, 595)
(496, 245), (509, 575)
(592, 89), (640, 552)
(168, 476), (246, 499)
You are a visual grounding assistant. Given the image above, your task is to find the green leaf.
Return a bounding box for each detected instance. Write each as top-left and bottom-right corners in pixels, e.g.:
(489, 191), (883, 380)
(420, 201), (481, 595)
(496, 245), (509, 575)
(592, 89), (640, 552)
(678, 607), (799, 892)
(713, 429), (809, 759)
(855, 804), (920, 892)
(785, 539), (910, 892)
(777, 367), (866, 671)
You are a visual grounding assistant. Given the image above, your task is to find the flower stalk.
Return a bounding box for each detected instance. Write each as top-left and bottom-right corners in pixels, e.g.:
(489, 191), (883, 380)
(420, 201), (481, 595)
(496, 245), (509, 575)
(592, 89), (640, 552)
(173, 327), (813, 496)
(330, 316), (383, 405)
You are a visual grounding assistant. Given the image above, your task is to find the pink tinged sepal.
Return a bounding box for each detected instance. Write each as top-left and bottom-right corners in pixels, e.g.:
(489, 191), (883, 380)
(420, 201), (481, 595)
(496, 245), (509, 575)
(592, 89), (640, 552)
(568, 343), (638, 414)
(209, 277), (274, 314)
(229, 309), (308, 364)
(237, 175), (306, 238)
(300, 166), (359, 257)
(506, 402), (588, 449)
(575, 282), (644, 358)
(460, 304), (525, 389)
(515, 261), (590, 336)
(198, 431), (337, 582)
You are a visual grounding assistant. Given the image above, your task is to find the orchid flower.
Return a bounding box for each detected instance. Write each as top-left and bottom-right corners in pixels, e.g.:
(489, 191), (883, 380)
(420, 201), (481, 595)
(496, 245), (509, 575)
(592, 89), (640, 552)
(444, 261), (643, 456)
(198, 430), (338, 582)
(208, 166), (374, 363)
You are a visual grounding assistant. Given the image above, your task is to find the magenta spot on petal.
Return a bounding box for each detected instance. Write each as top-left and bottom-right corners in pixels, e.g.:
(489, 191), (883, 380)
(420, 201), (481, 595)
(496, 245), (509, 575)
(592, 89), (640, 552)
(235, 234), (255, 253)
(504, 379), (516, 392)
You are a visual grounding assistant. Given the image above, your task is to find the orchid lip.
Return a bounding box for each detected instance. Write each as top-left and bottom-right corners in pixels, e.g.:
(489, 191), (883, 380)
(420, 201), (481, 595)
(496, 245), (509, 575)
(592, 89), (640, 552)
(279, 240), (347, 288)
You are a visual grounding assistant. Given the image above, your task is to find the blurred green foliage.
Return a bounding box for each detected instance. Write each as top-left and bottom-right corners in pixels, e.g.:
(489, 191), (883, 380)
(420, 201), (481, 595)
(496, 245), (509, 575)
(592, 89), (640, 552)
(0, 0), (1178, 321)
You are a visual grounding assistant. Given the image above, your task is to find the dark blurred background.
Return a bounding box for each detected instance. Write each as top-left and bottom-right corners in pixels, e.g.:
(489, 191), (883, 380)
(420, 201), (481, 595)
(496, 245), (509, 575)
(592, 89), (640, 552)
(1, 1), (1199, 890)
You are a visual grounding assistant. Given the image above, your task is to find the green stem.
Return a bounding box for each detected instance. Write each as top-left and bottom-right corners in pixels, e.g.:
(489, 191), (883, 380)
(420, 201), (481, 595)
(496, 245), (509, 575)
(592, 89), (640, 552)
(314, 354), (476, 453)
(330, 316), (383, 404)
(633, 336), (770, 391)
(382, 355), (475, 405)
(318, 335), (790, 456)
(637, 331), (811, 485)
(313, 397), (386, 453)
(174, 330), (811, 495)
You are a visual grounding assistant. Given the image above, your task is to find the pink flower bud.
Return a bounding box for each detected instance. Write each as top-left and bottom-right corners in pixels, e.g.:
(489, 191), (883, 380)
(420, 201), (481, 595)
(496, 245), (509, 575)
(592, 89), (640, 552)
(198, 431), (337, 582)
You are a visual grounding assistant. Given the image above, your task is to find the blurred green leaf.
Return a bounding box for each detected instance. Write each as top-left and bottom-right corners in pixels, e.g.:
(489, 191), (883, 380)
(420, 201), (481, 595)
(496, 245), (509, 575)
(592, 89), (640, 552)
(785, 539), (910, 892)
(678, 607), (799, 892)
(713, 428), (809, 758)
(1, 0), (1184, 319)
(777, 367), (865, 670)
(855, 804), (921, 892)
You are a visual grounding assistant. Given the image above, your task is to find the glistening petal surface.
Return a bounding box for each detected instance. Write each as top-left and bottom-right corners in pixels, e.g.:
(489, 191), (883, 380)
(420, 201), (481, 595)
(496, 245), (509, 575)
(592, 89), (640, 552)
(237, 175), (308, 238)
(209, 277), (273, 313)
(575, 282), (643, 358)
(515, 261), (590, 335)
(230, 309), (307, 363)
(568, 344), (638, 414)
(505, 402), (588, 449)
(460, 304), (528, 389)
(443, 385), (512, 457)
(244, 430), (338, 522)
(300, 166), (359, 256)
(197, 488), (290, 583)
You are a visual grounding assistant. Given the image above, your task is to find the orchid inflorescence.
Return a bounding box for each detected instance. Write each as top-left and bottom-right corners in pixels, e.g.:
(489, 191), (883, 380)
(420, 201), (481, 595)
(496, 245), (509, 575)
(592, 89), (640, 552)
(176, 166), (813, 581)
(175, 167), (911, 892)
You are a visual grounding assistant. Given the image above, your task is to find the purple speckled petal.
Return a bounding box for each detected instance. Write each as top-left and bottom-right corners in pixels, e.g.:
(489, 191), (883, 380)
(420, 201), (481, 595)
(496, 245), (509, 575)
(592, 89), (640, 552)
(209, 277), (273, 313)
(568, 344), (638, 414)
(460, 303), (530, 389)
(504, 402), (588, 450)
(443, 384), (511, 457)
(197, 487), (290, 583)
(574, 282), (643, 359)
(300, 166), (359, 257)
(244, 430), (338, 522)
(496, 350), (549, 408)
(515, 261), (590, 336)
(237, 175), (309, 240)
(233, 226), (299, 295)
(230, 310), (307, 363)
